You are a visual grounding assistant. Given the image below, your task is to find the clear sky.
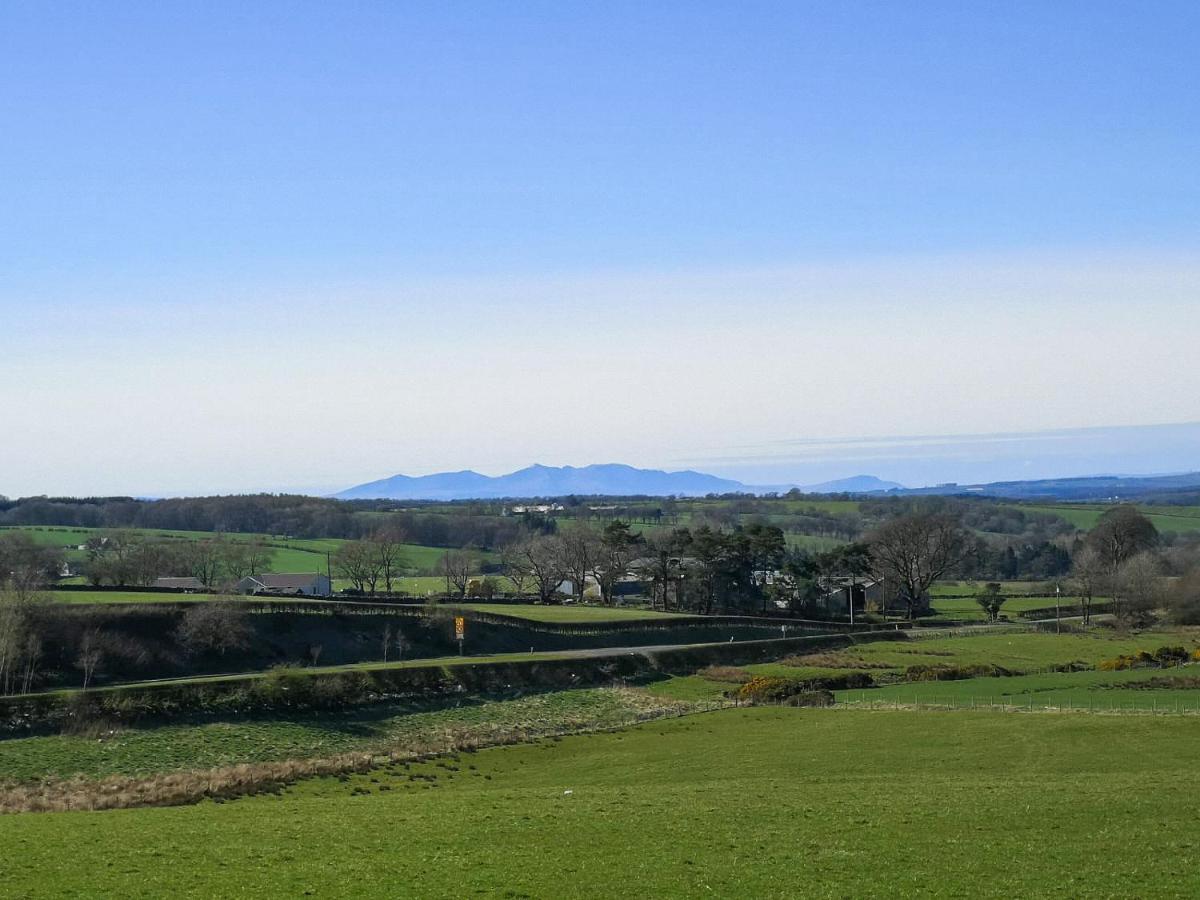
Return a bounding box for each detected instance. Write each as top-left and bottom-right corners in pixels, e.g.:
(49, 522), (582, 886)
(3, 1), (1198, 496)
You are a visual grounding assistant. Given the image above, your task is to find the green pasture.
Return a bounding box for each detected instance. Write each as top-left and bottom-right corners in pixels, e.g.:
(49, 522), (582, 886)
(929, 595), (1108, 620)
(837, 666), (1200, 712)
(643, 630), (1194, 701)
(930, 580), (1049, 597)
(0, 688), (668, 785)
(50, 591), (222, 605)
(5, 708), (1200, 896)
(1017, 503), (1200, 534)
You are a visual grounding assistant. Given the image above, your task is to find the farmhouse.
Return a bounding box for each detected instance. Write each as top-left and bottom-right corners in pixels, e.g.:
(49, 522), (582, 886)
(237, 573), (332, 596)
(152, 576), (206, 591)
(814, 576), (884, 615)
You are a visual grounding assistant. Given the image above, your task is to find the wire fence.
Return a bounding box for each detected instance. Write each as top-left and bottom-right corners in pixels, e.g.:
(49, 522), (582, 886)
(836, 692), (1200, 716)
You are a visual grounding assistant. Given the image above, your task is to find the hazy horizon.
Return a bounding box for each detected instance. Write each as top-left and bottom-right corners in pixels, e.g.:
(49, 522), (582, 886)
(4, 3), (1198, 498)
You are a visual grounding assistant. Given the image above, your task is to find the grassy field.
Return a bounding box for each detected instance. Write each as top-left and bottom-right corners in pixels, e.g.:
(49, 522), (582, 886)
(0, 689), (675, 785)
(4, 707), (1200, 896)
(642, 630), (1196, 702)
(929, 595), (1106, 620)
(1018, 503), (1200, 534)
(836, 666), (1200, 711)
(51, 591), (222, 605)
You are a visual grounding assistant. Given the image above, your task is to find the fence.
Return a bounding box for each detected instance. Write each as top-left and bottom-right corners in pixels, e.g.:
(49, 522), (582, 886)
(837, 693), (1200, 715)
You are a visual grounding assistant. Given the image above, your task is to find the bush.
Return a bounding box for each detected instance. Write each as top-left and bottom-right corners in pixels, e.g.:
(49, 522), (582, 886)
(1100, 647), (1191, 671)
(737, 676), (836, 706)
(904, 663), (1012, 682)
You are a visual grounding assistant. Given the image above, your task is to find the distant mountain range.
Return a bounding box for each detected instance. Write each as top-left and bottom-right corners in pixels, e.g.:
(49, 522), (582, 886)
(333, 464), (905, 501)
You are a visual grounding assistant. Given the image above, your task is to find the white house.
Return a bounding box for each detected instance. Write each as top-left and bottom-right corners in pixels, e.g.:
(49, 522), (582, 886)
(236, 573), (332, 596)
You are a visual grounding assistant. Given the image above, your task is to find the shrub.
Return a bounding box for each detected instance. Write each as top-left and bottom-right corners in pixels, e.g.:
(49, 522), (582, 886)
(698, 665), (752, 683)
(737, 676), (837, 706)
(904, 663), (1012, 682)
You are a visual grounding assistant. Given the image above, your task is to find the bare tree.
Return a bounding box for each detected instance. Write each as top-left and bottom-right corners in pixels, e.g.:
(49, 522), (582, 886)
(0, 585), (50, 696)
(76, 629), (104, 690)
(372, 528), (407, 593)
(186, 536), (228, 589)
(176, 601), (253, 656)
(381, 622), (393, 662)
(1070, 545), (1107, 625)
(221, 541), (255, 581)
(865, 512), (975, 619)
(561, 525), (600, 602)
(515, 535), (568, 604)
(501, 544), (531, 596)
(1115, 551), (1163, 623)
(437, 550), (474, 598)
(334, 540), (382, 594)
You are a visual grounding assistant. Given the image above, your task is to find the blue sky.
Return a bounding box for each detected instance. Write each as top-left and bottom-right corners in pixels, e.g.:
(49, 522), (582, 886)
(2, 2), (1198, 495)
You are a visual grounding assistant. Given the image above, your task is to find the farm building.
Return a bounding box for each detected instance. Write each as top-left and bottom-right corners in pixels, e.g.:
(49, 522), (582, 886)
(152, 576), (207, 591)
(237, 573), (331, 596)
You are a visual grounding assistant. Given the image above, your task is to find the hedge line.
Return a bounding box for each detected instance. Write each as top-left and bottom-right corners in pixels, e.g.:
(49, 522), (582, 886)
(0, 631), (908, 732)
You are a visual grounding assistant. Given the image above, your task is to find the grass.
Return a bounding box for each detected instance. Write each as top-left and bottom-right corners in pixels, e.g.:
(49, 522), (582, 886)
(930, 595), (1107, 620)
(1017, 503), (1200, 534)
(0, 689), (673, 785)
(51, 591), (222, 605)
(5, 708), (1200, 896)
(642, 630), (1194, 702)
(836, 666), (1200, 711)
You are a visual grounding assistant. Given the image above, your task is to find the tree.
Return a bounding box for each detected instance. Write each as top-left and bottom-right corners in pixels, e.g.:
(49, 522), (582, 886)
(0, 584), (50, 696)
(381, 622), (394, 662)
(372, 528), (407, 593)
(175, 602), (253, 656)
(560, 525), (601, 602)
(186, 536), (228, 589)
(501, 543), (531, 596)
(590, 521), (642, 605)
(639, 529), (689, 611)
(334, 540), (382, 594)
(1086, 506), (1159, 573)
(865, 512), (975, 619)
(437, 550), (474, 598)
(1167, 566), (1200, 625)
(974, 582), (1007, 622)
(1115, 551), (1163, 623)
(513, 535), (568, 604)
(1070, 545), (1107, 625)
(76, 628), (104, 689)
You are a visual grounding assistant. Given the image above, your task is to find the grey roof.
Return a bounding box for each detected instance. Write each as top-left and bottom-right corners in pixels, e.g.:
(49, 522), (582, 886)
(242, 573), (327, 589)
(152, 576), (206, 590)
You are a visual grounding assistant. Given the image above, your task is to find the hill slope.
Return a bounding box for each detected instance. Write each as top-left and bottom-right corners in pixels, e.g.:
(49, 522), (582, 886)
(335, 463), (749, 500)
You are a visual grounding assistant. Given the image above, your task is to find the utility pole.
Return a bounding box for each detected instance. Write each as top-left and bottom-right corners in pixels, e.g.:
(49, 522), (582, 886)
(1055, 582), (1061, 634)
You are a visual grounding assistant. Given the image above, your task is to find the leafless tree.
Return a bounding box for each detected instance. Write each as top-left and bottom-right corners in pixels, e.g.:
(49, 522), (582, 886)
(0, 585), (50, 696)
(501, 544), (531, 596)
(1115, 551), (1163, 623)
(514, 535), (568, 604)
(561, 525), (600, 601)
(865, 512), (975, 619)
(76, 629), (104, 690)
(381, 622), (394, 662)
(1070, 545), (1107, 625)
(437, 550), (474, 598)
(334, 540), (382, 594)
(186, 537), (228, 589)
(372, 528), (407, 593)
(175, 601), (253, 656)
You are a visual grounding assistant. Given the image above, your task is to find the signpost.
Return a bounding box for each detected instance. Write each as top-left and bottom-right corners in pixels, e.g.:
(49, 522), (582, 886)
(454, 616), (465, 655)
